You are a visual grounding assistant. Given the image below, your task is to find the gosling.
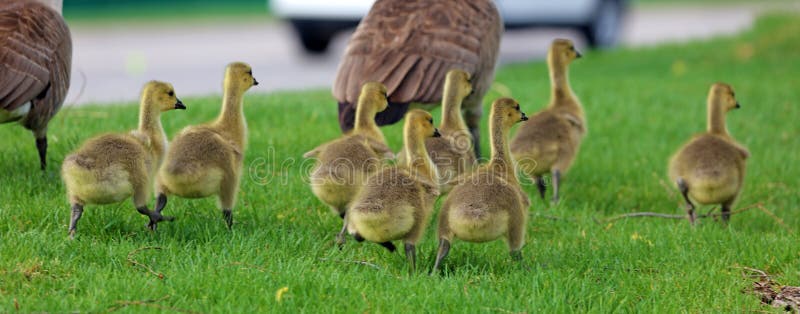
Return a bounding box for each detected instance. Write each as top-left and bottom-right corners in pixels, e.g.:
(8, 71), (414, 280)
(668, 83), (748, 225)
(398, 69), (476, 193)
(61, 81), (185, 238)
(154, 62), (258, 230)
(510, 39), (585, 204)
(303, 82), (393, 246)
(433, 98), (529, 273)
(347, 109), (441, 272)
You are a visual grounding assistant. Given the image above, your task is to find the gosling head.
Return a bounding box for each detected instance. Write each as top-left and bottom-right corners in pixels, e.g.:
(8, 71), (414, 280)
(445, 69), (473, 99)
(492, 97), (528, 128)
(224, 62), (259, 92)
(405, 109), (441, 138)
(358, 82), (389, 113)
(142, 81), (185, 111)
(548, 38), (582, 65)
(709, 82), (740, 111)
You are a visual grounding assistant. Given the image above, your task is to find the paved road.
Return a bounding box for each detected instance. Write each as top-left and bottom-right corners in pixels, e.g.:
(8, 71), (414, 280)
(64, 3), (794, 106)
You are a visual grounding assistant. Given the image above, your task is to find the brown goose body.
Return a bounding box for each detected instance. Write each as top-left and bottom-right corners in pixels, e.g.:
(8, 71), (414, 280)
(333, 0), (502, 156)
(0, 0), (71, 170)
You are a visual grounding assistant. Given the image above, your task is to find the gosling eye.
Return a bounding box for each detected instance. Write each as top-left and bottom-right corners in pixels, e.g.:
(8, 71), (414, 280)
(168, 91), (174, 97)
(247, 70), (253, 76)
(515, 104), (520, 111)
(429, 118), (433, 124)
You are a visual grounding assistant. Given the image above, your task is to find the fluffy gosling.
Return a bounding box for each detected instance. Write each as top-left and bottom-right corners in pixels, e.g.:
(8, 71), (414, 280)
(154, 62), (258, 230)
(510, 38), (585, 204)
(668, 83), (748, 224)
(61, 81), (185, 238)
(347, 109), (441, 272)
(303, 82), (393, 246)
(398, 69), (476, 193)
(433, 98), (529, 273)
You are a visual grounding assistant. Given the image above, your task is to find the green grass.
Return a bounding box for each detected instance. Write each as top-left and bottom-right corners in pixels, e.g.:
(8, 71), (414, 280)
(2, 14), (799, 313)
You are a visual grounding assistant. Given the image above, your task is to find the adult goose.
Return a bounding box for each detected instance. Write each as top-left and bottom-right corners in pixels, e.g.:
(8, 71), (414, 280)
(333, 0), (502, 157)
(0, 0), (71, 170)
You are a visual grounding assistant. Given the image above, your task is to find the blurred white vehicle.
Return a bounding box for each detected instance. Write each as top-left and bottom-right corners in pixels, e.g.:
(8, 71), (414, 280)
(271, 0), (628, 54)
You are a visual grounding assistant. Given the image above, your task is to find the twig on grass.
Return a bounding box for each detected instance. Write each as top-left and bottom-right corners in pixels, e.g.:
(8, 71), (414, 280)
(318, 258), (381, 270)
(734, 266), (800, 312)
(595, 202), (761, 224)
(756, 204), (794, 234)
(126, 246), (165, 279)
(106, 295), (200, 313)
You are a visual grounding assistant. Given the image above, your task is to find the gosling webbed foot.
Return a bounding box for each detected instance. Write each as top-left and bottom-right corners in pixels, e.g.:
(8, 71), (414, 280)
(137, 206), (174, 231)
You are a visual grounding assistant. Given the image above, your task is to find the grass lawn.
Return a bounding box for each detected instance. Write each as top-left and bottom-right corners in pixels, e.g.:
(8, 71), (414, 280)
(1, 14), (799, 313)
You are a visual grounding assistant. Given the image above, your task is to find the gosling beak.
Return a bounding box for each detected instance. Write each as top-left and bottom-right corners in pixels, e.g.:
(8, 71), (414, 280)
(433, 128), (441, 138)
(575, 50), (583, 59)
(253, 78), (259, 86)
(520, 112), (528, 121)
(174, 99), (186, 110)
(735, 102), (741, 109)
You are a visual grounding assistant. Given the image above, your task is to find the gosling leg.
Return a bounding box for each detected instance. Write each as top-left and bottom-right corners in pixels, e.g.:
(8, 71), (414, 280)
(335, 212), (348, 248)
(222, 209), (233, 230)
(219, 173), (240, 230)
(551, 169), (561, 204)
(35, 136), (47, 171)
(677, 178), (696, 225)
(535, 177), (547, 200)
(378, 241), (396, 252)
(404, 243), (416, 273)
(68, 203), (84, 239)
(721, 201), (733, 224)
(431, 238), (451, 275)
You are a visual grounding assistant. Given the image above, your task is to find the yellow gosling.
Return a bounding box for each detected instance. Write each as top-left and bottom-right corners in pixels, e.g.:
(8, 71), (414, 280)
(155, 62), (258, 230)
(668, 83), (748, 224)
(61, 81), (185, 238)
